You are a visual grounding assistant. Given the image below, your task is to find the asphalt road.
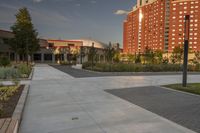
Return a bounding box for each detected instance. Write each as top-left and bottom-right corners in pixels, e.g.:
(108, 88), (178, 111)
(106, 86), (200, 133)
(51, 65), (200, 78)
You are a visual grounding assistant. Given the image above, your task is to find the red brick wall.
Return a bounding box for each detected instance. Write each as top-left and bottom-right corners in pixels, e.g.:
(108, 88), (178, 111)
(141, 0), (165, 52)
(168, 0), (200, 52)
(123, 10), (139, 54)
(123, 0), (200, 53)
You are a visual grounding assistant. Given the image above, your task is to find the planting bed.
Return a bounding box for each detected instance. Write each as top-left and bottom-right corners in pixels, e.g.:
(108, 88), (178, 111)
(0, 85), (24, 118)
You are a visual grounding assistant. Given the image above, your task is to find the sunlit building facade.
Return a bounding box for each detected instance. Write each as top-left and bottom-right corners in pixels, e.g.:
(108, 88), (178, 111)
(123, 0), (200, 54)
(0, 29), (109, 63)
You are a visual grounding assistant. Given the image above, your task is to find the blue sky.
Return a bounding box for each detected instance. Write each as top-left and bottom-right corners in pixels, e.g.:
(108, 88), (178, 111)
(0, 0), (136, 46)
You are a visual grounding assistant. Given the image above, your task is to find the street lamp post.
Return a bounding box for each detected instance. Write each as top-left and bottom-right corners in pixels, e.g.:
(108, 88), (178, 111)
(80, 46), (83, 64)
(91, 42), (94, 70)
(182, 15), (190, 87)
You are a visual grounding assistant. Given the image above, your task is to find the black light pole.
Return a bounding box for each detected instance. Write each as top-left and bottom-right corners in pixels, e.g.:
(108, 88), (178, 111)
(183, 15), (190, 87)
(91, 42), (94, 70)
(80, 46), (83, 64)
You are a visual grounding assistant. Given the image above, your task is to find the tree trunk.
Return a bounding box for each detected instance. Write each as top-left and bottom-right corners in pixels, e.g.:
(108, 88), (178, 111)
(15, 53), (17, 63)
(26, 53), (29, 65)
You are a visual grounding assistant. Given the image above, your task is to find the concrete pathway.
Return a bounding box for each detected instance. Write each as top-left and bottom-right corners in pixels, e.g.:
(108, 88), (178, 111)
(19, 64), (200, 133)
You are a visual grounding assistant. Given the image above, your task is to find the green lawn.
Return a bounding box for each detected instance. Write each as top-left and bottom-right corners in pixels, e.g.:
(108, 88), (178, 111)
(164, 83), (200, 95)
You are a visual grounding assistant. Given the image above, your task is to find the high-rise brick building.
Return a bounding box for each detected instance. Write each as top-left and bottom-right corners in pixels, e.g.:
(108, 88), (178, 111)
(123, 0), (200, 54)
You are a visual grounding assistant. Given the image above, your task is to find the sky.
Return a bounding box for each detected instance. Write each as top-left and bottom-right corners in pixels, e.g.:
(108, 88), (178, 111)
(0, 0), (136, 46)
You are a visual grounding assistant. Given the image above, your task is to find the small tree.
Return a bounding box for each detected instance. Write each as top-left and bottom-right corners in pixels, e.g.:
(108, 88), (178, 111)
(88, 44), (97, 69)
(127, 54), (135, 63)
(143, 46), (154, 64)
(135, 53), (141, 64)
(10, 7), (39, 63)
(154, 50), (163, 64)
(170, 46), (183, 64)
(193, 51), (200, 65)
(113, 51), (120, 63)
(105, 42), (115, 63)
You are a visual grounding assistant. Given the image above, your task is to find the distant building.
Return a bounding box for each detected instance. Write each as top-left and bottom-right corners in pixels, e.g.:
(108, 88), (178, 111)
(0, 30), (15, 60)
(47, 39), (108, 63)
(1, 29), (121, 63)
(123, 0), (200, 54)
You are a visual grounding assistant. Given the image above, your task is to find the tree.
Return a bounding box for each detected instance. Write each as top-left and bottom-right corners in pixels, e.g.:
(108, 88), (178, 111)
(105, 42), (115, 63)
(10, 7), (39, 63)
(88, 44), (97, 69)
(170, 46), (183, 64)
(135, 53), (141, 64)
(127, 54), (135, 63)
(193, 51), (200, 65)
(154, 50), (163, 64)
(143, 46), (155, 64)
(113, 51), (120, 63)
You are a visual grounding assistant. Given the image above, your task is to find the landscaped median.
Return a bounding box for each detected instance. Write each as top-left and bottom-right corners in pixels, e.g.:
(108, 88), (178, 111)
(0, 82), (29, 133)
(164, 83), (200, 95)
(0, 64), (32, 80)
(0, 63), (32, 133)
(83, 62), (200, 72)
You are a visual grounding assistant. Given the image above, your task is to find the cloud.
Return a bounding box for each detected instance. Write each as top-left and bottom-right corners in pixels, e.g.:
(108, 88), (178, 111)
(0, 3), (19, 10)
(0, 4), (19, 24)
(75, 3), (81, 7)
(90, 0), (97, 4)
(114, 10), (129, 15)
(33, 0), (43, 3)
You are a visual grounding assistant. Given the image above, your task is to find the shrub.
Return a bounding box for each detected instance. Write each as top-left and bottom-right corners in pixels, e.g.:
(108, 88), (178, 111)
(0, 86), (18, 101)
(83, 62), (93, 69)
(82, 62), (188, 72)
(0, 67), (19, 79)
(17, 64), (32, 78)
(0, 57), (10, 67)
(60, 61), (71, 65)
(0, 63), (33, 79)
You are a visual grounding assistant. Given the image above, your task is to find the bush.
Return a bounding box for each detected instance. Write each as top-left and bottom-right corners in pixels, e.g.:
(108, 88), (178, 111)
(82, 62), (193, 72)
(60, 61), (71, 65)
(83, 62), (93, 69)
(17, 64), (32, 78)
(0, 67), (19, 79)
(0, 57), (10, 67)
(0, 63), (32, 79)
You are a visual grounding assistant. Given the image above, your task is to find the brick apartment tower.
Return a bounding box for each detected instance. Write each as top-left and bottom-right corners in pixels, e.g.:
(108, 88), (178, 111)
(123, 0), (200, 54)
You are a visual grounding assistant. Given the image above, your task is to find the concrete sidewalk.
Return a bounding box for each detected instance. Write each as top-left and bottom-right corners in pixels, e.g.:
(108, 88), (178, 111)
(19, 64), (200, 133)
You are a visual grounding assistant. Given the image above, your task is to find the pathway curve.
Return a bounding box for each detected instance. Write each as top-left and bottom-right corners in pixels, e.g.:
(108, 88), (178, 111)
(19, 64), (200, 133)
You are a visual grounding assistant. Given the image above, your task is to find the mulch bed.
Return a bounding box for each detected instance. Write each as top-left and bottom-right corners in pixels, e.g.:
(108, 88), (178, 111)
(0, 85), (24, 118)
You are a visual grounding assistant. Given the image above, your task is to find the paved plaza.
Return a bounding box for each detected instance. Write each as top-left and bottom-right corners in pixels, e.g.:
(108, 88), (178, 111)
(19, 64), (200, 133)
(106, 86), (200, 133)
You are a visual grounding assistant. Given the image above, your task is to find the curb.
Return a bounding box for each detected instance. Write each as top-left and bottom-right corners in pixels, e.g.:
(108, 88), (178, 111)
(159, 86), (200, 98)
(82, 70), (200, 75)
(12, 84), (30, 132)
(28, 68), (34, 80)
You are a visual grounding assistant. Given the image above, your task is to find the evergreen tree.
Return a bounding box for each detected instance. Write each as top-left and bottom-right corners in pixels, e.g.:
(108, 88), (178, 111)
(10, 7), (39, 63)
